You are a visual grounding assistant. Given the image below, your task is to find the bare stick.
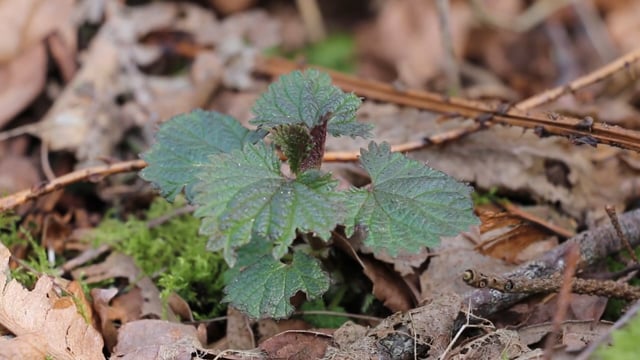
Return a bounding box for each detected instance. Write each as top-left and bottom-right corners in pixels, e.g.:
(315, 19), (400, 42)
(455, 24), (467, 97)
(606, 205), (638, 263)
(436, 0), (460, 95)
(0, 159), (147, 211)
(257, 56), (640, 152)
(464, 208), (640, 317)
(516, 48), (640, 110)
(295, 0), (326, 42)
(544, 244), (579, 360)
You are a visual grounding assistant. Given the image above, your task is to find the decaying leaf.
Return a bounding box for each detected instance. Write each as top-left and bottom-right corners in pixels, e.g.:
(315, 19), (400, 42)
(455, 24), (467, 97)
(73, 252), (175, 321)
(111, 319), (208, 360)
(0, 242), (104, 360)
(0, 0), (75, 127)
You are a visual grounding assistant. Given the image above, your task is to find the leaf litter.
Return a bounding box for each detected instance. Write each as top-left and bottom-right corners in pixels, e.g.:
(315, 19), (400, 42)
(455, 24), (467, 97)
(2, 0), (640, 358)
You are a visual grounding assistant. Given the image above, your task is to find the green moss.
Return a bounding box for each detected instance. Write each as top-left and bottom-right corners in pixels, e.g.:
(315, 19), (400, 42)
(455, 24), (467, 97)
(266, 33), (357, 73)
(596, 311), (640, 359)
(0, 213), (57, 288)
(91, 197), (227, 319)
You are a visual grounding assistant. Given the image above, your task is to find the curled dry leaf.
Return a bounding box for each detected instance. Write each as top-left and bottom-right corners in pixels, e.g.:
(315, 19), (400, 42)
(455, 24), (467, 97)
(0, 242), (104, 360)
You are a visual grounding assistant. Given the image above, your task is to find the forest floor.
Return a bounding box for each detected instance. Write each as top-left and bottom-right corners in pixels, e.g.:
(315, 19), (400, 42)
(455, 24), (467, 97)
(1, 0), (640, 359)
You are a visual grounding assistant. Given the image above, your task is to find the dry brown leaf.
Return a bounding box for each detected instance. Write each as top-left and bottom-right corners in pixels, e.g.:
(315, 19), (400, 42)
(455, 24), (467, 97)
(0, 44), (47, 127)
(0, 0), (74, 62)
(258, 330), (333, 360)
(358, 0), (472, 88)
(0, 0), (75, 127)
(73, 252), (175, 321)
(361, 255), (414, 312)
(606, 1), (640, 53)
(226, 306), (255, 350)
(518, 320), (612, 351)
(0, 242), (104, 360)
(91, 287), (119, 351)
(112, 319), (207, 360)
(420, 230), (514, 300)
(0, 154), (40, 194)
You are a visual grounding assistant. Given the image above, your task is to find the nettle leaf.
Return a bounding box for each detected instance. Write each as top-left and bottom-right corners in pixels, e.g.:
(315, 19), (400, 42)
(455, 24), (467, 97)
(141, 109), (259, 201)
(224, 251), (330, 319)
(345, 142), (478, 255)
(251, 69), (372, 138)
(271, 124), (312, 174)
(193, 142), (343, 266)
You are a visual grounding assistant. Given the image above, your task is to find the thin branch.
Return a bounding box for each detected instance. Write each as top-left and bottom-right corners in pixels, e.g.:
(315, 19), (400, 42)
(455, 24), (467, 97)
(436, 0), (461, 95)
(606, 205), (638, 263)
(255, 56), (640, 152)
(295, 0), (326, 42)
(500, 201), (575, 239)
(464, 207), (640, 317)
(469, 0), (573, 33)
(544, 244), (579, 360)
(0, 159), (147, 212)
(293, 310), (382, 323)
(516, 47), (640, 110)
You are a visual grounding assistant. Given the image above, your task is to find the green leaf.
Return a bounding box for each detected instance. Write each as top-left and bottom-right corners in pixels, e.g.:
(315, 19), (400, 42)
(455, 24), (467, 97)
(251, 69), (372, 138)
(345, 142), (478, 255)
(224, 251), (330, 319)
(271, 124), (312, 174)
(193, 143), (343, 266)
(140, 109), (258, 201)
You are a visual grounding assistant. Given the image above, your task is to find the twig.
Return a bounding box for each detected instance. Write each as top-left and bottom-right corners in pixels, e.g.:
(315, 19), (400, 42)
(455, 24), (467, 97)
(438, 301), (474, 360)
(469, 0), (573, 33)
(40, 140), (56, 182)
(293, 310), (382, 323)
(435, 0), (460, 96)
(463, 209), (640, 317)
(0, 159), (147, 211)
(606, 205), (638, 263)
(516, 48), (640, 110)
(572, 0), (618, 63)
(544, 244), (579, 360)
(256, 56), (640, 152)
(295, 0), (326, 42)
(463, 267), (640, 301)
(499, 201), (575, 239)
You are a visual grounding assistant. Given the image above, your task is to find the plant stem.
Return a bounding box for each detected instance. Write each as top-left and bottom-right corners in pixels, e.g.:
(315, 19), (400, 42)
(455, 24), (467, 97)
(299, 113), (330, 172)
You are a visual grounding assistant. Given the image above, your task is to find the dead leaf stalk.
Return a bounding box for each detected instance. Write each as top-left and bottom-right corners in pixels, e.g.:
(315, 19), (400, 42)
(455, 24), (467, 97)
(543, 244), (579, 360)
(605, 205), (638, 263)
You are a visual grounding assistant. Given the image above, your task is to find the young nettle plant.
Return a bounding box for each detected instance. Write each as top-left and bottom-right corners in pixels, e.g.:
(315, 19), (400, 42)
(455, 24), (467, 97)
(140, 69), (478, 319)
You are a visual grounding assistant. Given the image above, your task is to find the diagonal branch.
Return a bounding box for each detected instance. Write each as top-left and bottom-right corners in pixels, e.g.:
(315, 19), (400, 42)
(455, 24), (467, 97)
(255, 56), (640, 152)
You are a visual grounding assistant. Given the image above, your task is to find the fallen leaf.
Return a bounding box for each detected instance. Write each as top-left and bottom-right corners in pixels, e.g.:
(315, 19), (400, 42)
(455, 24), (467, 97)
(0, 44), (47, 127)
(73, 252), (175, 321)
(111, 319), (207, 360)
(358, 0), (472, 88)
(0, 242), (104, 360)
(258, 330), (333, 360)
(0, 154), (40, 194)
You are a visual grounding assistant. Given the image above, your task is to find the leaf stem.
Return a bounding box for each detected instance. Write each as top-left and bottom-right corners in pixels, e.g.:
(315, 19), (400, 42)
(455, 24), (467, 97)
(299, 112), (330, 172)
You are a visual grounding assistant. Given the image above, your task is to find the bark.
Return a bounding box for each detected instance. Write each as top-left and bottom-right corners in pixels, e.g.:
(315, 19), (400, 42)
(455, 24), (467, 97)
(464, 208), (640, 317)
